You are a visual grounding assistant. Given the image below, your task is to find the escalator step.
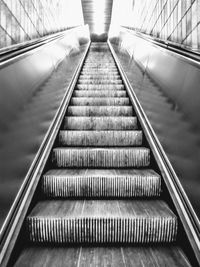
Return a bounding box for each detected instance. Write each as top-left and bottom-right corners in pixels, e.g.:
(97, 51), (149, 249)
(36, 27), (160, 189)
(42, 169), (161, 197)
(82, 67), (117, 71)
(52, 147), (150, 168)
(76, 84), (124, 90)
(73, 90), (126, 97)
(81, 70), (118, 74)
(79, 74), (121, 79)
(67, 106), (133, 116)
(63, 117), (137, 130)
(70, 97), (129, 106)
(59, 130), (142, 146)
(27, 200), (177, 243)
(78, 79), (122, 84)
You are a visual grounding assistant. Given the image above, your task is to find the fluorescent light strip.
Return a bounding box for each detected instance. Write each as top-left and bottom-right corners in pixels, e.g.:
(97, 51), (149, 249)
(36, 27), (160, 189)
(92, 0), (106, 34)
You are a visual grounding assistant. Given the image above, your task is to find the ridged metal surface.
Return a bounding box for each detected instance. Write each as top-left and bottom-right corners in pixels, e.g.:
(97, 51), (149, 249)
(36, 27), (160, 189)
(13, 246), (192, 267)
(76, 84), (124, 90)
(74, 90), (126, 97)
(27, 200), (177, 243)
(52, 148), (150, 168)
(79, 74), (121, 79)
(78, 79), (122, 84)
(22, 43), (186, 266)
(64, 116), (137, 130)
(81, 70), (119, 74)
(67, 106), (133, 116)
(42, 169), (161, 197)
(70, 97), (129, 106)
(59, 130), (142, 146)
(82, 67), (117, 70)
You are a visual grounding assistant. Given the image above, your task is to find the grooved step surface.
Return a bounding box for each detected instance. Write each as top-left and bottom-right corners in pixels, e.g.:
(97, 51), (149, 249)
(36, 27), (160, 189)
(67, 106), (133, 116)
(81, 71), (119, 74)
(13, 246), (192, 267)
(78, 79), (122, 84)
(63, 117), (137, 130)
(70, 97), (129, 106)
(77, 84), (124, 90)
(79, 74), (121, 79)
(27, 200), (177, 243)
(59, 130), (142, 146)
(42, 169), (161, 197)
(82, 69), (118, 72)
(52, 148), (150, 168)
(73, 90), (126, 97)
(12, 42), (192, 267)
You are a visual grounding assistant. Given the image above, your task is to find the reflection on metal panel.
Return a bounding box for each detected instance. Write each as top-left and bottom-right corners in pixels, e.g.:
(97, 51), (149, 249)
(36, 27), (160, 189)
(0, 26), (90, 228)
(109, 28), (200, 220)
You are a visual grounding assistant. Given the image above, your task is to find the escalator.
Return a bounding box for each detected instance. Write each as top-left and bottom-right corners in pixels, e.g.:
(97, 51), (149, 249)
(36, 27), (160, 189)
(1, 42), (199, 266)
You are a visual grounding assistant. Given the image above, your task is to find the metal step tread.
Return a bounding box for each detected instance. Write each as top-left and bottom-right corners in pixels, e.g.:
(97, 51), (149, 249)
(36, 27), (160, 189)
(27, 200), (177, 243)
(13, 245), (191, 267)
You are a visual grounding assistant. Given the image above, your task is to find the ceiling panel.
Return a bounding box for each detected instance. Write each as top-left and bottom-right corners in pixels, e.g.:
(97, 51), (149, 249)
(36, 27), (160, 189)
(81, 0), (113, 35)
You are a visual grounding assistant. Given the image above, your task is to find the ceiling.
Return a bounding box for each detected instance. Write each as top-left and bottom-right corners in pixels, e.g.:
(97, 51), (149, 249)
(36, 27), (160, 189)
(81, 0), (113, 35)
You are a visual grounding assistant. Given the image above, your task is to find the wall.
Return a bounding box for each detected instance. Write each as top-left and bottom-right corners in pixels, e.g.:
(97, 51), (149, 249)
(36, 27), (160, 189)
(0, 0), (84, 49)
(111, 0), (200, 51)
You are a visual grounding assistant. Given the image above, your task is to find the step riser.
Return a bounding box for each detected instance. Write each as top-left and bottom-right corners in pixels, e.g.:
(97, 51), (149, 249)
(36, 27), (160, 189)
(73, 91), (126, 97)
(42, 175), (161, 198)
(52, 148), (150, 168)
(59, 131), (142, 146)
(27, 217), (177, 243)
(79, 78), (121, 81)
(70, 98), (129, 106)
(81, 70), (118, 73)
(83, 65), (116, 68)
(78, 80), (122, 84)
(67, 106), (133, 116)
(63, 117), (137, 130)
(79, 75), (121, 79)
(77, 85), (124, 90)
(81, 70), (117, 73)
(82, 67), (117, 70)
(81, 73), (119, 76)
